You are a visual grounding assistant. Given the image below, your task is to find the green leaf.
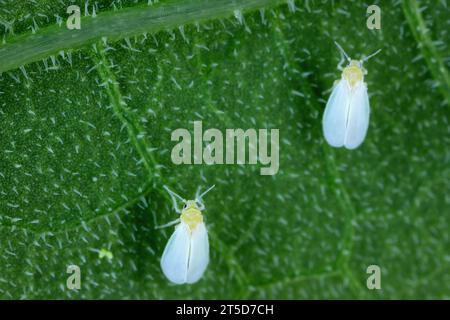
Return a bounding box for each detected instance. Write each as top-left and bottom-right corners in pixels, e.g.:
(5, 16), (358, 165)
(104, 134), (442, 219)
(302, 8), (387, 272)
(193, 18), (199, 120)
(0, 0), (448, 299)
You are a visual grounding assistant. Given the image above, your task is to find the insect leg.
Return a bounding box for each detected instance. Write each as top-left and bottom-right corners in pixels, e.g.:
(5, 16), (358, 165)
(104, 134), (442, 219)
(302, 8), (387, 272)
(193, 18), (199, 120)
(337, 55), (346, 71)
(197, 201), (205, 211)
(155, 218), (181, 229)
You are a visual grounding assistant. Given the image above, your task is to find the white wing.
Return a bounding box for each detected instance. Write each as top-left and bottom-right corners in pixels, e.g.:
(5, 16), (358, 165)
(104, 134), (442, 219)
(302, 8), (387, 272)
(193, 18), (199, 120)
(322, 79), (351, 147)
(344, 81), (370, 149)
(160, 222), (190, 284)
(186, 222), (209, 284)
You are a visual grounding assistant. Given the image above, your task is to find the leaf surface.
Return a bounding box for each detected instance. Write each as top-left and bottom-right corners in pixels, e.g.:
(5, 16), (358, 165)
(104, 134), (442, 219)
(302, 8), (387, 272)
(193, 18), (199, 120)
(0, 0), (448, 299)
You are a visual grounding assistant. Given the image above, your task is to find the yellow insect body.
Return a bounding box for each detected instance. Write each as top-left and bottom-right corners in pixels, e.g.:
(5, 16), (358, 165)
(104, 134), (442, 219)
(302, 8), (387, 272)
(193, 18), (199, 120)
(342, 60), (365, 88)
(180, 200), (203, 232)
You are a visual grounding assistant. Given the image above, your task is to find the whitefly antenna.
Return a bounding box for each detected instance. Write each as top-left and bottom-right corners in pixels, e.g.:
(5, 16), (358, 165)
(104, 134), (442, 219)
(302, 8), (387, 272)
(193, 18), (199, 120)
(197, 185), (215, 200)
(163, 185), (186, 213)
(361, 48), (382, 63)
(195, 185), (215, 210)
(334, 41), (351, 62)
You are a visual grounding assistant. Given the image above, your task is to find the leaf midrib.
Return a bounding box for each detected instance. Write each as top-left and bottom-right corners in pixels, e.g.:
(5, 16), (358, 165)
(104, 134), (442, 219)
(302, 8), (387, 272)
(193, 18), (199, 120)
(0, 0), (284, 74)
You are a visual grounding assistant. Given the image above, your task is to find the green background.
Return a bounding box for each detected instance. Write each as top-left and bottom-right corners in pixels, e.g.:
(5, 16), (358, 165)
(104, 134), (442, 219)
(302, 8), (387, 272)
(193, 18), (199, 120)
(0, 0), (448, 299)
